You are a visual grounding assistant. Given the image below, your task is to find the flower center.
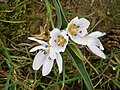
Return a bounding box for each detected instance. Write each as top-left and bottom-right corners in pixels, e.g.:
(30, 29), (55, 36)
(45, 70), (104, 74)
(55, 35), (66, 47)
(68, 24), (79, 35)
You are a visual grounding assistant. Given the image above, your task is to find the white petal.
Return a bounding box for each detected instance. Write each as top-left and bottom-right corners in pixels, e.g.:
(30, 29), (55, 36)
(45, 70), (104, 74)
(87, 44), (106, 59)
(42, 58), (54, 76)
(32, 51), (48, 70)
(98, 39), (104, 50)
(87, 38), (104, 50)
(69, 16), (79, 24)
(70, 35), (87, 45)
(50, 28), (61, 37)
(49, 36), (58, 46)
(88, 31), (106, 38)
(49, 47), (57, 59)
(61, 30), (69, 41)
(30, 45), (46, 52)
(87, 37), (99, 46)
(78, 28), (88, 37)
(28, 37), (48, 45)
(56, 53), (62, 73)
(77, 18), (90, 29)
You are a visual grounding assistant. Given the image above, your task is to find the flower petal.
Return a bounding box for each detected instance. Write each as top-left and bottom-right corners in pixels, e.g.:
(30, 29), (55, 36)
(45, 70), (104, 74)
(87, 44), (106, 59)
(97, 39), (104, 50)
(49, 47), (57, 59)
(88, 31), (106, 38)
(56, 53), (62, 73)
(70, 35), (87, 45)
(28, 37), (48, 45)
(61, 30), (69, 41)
(78, 28), (88, 37)
(87, 38), (104, 50)
(32, 51), (48, 70)
(78, 18), (90, 29)
(68, 16), (79, 25)
(30, 45), (47, 52)
(50, 28), (61, 37)
(42, 57), (54, 76)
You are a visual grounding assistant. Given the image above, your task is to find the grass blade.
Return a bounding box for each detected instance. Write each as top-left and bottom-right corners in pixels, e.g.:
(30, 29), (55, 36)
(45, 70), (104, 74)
(44, 0), (55, 29)
(69, 42), (85, 60)
(53, 0), (62, 29)
(66, 46), (94, 90)
(57, 0), (68, 24)
(0, 19), (26, 23)
(0, 38), (13, 90)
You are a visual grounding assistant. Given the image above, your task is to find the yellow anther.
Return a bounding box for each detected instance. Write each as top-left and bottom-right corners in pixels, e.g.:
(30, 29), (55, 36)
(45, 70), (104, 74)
(68, 24), (79, 35)
(56, 35), (66, 47)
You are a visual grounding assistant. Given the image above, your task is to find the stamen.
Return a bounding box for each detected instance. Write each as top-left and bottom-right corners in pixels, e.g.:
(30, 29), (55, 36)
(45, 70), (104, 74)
(41, 49), (44, 52)
(74, 33), (77, 36)
(68, 24), (79, 36)
(73, 24), (76, 26)
(79, 31), (82, 33)
(77, 26), (80, 28)
(58, 35), (60, 38)
(55, 35), (66, 47)
(45, 45), (48, 48)
(43, 51), (47, 55)
(48, 57), (51, 60)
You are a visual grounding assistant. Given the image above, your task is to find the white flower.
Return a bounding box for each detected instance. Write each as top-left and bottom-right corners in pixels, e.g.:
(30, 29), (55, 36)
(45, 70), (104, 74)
(66, 17), (106, 59)
(28, 37), (62, 76)
(66, 16), (90, 43)
(49, 28), (69, 52)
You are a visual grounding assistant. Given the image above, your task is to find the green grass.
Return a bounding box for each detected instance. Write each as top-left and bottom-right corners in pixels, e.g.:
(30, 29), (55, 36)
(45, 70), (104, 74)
(0, 0), (120, 90)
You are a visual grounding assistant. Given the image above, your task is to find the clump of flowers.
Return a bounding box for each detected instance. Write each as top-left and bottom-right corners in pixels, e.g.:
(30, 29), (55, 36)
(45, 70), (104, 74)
(28, 29), (68, 76)
(28, 17), (106, 76)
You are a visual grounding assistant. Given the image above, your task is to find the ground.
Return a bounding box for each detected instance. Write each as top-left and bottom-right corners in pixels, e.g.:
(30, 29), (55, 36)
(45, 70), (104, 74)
(0, 0), (120, 90)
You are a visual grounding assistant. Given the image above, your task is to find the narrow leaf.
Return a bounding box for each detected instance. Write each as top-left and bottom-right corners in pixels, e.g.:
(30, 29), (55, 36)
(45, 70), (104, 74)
(57, 0), (68, 24)
(66, 46), (94, 90)
(69, 42), (85, 60)
(44, 0), (55, 29)
(53, 0), (62, 29)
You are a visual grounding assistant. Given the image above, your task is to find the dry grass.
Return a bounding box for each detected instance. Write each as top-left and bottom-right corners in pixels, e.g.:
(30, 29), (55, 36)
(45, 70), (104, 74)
(0, 0), (120, 89)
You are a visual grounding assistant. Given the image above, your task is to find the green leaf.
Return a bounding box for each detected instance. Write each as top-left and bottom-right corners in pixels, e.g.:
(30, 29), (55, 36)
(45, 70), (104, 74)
(0, 38), (13, 90)
(69, 42), (85, 60)
(53, 0), (62, 29)
(66, 45), (94, 90)
(57, 0), (68, 24)
(112, 79), (120, 88)
(44, 0), (55, 29)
